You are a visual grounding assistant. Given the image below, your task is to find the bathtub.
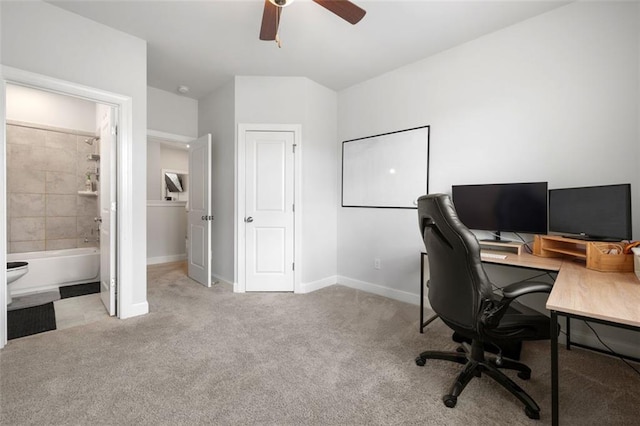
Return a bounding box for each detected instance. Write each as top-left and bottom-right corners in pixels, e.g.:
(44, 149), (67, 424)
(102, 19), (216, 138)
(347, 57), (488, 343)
(7, 248), (100, 297)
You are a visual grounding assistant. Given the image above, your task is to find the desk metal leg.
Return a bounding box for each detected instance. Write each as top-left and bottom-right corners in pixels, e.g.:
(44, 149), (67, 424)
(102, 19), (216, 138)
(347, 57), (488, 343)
(551, 310), (559, 426)
(565, 317), (571, 350)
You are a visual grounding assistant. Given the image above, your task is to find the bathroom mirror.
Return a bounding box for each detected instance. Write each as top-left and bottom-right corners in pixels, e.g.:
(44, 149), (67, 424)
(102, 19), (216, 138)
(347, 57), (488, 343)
(164, 172), (183, 193)
(161, 169), (188, 201)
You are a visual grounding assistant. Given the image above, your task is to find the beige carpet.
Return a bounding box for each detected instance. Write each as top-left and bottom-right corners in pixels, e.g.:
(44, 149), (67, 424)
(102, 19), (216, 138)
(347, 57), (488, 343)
(1, 262), (639, 425)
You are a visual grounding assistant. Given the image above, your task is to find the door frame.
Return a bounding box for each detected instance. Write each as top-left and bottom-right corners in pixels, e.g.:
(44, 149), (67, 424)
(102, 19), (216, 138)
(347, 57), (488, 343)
(0, 66), (134, 348)
(236, 123), (302, 293)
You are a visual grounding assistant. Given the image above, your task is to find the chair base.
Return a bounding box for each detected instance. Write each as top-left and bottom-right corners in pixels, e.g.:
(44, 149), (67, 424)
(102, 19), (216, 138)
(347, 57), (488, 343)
(415, 341), (540, 420)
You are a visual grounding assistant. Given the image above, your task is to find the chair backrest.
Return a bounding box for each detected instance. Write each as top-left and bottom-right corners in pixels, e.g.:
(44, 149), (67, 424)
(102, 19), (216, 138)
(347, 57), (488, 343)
(418, 194), (494, 333)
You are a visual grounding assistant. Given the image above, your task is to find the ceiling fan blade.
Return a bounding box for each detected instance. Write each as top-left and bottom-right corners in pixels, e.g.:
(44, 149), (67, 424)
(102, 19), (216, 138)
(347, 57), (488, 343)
(313, 0), (366, 25)
(260, 0), (282, 41)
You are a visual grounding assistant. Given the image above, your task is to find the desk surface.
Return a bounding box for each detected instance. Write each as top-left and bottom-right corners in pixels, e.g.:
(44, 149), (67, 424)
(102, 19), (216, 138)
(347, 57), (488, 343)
(482, 250), (640, 327)
(481, 250), (563, 272)
(546, 261), (640, 328)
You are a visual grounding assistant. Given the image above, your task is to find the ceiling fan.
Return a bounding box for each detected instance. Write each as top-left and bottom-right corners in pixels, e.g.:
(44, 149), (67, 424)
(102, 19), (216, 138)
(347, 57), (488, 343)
(260, 0), (366, 46)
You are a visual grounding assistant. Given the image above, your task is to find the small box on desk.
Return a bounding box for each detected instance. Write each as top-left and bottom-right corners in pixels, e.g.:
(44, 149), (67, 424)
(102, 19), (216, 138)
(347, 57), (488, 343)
(478, 240), (523, 255)
(586, 242), (634, 273)
(632, 247), (640, 280)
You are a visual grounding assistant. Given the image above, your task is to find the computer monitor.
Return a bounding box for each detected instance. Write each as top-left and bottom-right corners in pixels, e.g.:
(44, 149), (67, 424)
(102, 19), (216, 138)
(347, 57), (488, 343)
(451, 182), (548, 241)
(548, 184), (632, 241)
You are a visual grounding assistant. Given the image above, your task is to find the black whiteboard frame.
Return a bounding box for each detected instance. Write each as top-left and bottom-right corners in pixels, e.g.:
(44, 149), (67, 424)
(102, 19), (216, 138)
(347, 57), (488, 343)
(341, 125), (430, 209)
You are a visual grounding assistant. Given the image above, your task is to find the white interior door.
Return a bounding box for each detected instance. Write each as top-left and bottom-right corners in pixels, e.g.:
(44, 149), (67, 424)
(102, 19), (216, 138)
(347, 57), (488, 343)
(187, 134), (212, 286)
(99, 105), (116, 315)
(245, 131), (295, 292)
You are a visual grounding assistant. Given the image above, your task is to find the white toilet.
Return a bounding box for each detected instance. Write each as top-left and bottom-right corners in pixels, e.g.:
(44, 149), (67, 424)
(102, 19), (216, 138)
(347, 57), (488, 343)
(7, 262), (29, 305)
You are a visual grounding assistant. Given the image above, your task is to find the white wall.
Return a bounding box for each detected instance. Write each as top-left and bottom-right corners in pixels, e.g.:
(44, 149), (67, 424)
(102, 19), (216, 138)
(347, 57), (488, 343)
(146, 86), (196, 203)
(1, 0), (148, 317)
(160, 146), (188, 202)
(6, 84), (96, 133)
(161, 145), (188, 172)
(146, 141), (188, 201)
(199, 78), (236, 284)
(338, 0), (639, 290)
(234, 76), (339, 288)
(147, 86), (198, 138)
(146, 202), (187, 264)
(300, 80), (339, 286)
(337, 1), (639, 356)
(146, 140), (162, 200)
(199, 76), (338, 287)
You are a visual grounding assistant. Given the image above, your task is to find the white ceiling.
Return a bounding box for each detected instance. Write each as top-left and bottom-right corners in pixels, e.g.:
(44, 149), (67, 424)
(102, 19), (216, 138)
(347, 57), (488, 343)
(49, 0), (570, 99)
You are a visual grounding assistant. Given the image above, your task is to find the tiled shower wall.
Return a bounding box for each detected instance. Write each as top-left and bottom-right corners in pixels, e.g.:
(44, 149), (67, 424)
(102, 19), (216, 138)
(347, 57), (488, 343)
(6, 122), (99, 253)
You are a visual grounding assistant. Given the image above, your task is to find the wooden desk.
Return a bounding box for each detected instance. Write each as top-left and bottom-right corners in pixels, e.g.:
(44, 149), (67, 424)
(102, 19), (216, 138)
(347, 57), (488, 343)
(419, 249), (640, 425)
(546, 261), (640, 426)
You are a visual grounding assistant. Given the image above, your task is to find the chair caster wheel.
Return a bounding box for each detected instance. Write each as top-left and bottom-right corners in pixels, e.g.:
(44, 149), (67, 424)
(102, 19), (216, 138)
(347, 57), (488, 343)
(456, 346), (465, 353)
(525, 406), (540, 420)
(443, 395), (457, 408)
(415, 357), (426, 367)
(518, 371), (531, 380)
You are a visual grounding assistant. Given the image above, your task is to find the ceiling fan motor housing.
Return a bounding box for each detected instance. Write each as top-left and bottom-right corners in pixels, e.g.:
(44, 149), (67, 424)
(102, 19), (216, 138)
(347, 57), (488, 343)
(270, 0), (293, 7)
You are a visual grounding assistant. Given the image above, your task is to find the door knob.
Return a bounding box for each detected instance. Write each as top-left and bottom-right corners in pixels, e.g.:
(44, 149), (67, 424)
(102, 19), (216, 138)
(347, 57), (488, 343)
(244, 216), (254, 223)
(94, 217), (102, 223)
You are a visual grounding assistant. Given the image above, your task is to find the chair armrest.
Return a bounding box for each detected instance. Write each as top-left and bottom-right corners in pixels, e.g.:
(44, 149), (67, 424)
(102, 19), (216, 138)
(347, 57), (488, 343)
(481, 281), (552, 329)
(501, 281), (553, 300)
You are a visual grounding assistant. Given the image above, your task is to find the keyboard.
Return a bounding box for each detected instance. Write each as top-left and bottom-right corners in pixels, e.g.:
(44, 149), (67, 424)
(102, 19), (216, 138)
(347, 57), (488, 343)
(481, 252), (508, 260)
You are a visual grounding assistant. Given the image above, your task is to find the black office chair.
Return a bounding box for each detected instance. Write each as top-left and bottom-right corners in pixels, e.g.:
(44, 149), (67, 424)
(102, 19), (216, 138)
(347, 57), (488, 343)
(415, 194), (554, 420)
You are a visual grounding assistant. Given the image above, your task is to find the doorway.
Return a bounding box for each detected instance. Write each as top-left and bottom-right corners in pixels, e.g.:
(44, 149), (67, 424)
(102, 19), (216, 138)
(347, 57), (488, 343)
(1, 67), (136, 348)
(145, 131), (212, 288)
(236, 124), (302, 293)
(2, 85), (115, 339)
(146, 131), (191, 267)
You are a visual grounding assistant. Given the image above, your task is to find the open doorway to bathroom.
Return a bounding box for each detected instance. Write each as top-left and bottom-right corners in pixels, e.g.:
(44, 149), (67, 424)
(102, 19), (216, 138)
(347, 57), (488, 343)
(4, 84), (115, 339)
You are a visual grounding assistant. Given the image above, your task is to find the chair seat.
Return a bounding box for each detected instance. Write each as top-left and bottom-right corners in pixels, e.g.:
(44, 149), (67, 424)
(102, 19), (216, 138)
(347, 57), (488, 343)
(453, 331), (523, 360)
(485, 301), (551, 341)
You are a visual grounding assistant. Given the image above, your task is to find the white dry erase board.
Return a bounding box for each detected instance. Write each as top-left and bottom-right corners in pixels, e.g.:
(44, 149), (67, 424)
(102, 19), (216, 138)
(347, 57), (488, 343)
(342, 126), (430, 209)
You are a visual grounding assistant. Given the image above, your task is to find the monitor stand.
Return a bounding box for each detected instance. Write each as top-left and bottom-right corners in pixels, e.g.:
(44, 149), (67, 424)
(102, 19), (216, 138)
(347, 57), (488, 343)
(479, 232), (523, 255)
(480, 231), (515, 244)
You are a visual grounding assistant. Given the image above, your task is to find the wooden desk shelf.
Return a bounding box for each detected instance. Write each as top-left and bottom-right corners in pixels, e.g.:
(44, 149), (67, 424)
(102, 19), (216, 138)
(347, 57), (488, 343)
(533, 235), (633, 273)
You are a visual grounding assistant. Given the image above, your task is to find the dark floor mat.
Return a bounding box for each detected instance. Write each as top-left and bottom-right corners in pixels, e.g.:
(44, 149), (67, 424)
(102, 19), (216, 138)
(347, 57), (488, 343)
(7, 302), (57, 340)
(59, 282), (100, 299)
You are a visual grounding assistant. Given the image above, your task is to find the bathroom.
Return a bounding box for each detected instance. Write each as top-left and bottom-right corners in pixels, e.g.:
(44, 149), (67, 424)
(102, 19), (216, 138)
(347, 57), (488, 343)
(5, 84), (111, 338)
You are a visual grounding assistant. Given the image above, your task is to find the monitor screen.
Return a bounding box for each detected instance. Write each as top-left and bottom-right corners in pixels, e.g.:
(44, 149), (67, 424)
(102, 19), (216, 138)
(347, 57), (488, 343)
(451, 182), (548, 235)
(548, 184), (632, 241)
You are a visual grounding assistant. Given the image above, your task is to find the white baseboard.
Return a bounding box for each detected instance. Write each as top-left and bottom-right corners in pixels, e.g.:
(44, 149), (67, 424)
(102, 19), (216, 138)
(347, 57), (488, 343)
(146, 254), (186, 265)
(298, 275), (337, 293)
(120, 301), (149, 318)
(211, 272), (233, 287)
(297, 274), (430, 308)
(337, 275), (421, 306)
